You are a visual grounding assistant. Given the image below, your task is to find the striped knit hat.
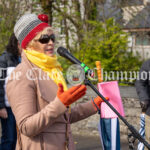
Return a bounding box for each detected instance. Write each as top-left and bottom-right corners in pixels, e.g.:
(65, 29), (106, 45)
(14, 14), (50, 49)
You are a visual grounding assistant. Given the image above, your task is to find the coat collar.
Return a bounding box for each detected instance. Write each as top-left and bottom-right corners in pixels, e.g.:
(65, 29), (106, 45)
(21, 51), (58, 103)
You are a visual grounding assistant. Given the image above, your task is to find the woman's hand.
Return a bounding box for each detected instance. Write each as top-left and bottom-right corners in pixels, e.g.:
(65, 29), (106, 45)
(57, 83), (86, 106)
(92, 96), (109, 111)
(0, 108), (8, 119)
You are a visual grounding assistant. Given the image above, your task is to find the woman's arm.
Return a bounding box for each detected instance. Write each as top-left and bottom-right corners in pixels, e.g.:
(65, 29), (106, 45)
(69, 101), (97, 124)
(6, 68), (67, 137)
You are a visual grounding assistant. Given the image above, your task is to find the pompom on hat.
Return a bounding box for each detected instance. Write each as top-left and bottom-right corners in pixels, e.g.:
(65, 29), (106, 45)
(38, 14), (49, 23)
(14, 14), (50, 49)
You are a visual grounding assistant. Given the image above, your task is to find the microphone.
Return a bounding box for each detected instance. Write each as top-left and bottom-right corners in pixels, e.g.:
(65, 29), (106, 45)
(57, 47), (93, 77)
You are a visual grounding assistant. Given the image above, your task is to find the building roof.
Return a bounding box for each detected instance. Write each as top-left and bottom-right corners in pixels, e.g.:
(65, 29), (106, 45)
(121, 0), (143, 7)
(124, 4), (150, 29)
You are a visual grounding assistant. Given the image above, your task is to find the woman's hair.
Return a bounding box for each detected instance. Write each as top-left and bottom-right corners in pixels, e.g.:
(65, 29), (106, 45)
(6, 33), (19, 56)
(27, 27), (54, 49)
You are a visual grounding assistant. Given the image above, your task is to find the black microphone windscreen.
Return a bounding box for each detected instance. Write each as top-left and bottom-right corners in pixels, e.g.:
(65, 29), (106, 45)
(57, 46), (82, 64)
(57, 47), (68, 56)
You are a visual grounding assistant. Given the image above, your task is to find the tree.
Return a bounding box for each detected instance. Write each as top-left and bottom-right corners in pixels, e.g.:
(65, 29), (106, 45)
(31, 0), (144, 83)
(0, 0), (21, 53)
(78, 18), (142, 71)
(0, 0), (40, 54)
(38, 0), (54, 25)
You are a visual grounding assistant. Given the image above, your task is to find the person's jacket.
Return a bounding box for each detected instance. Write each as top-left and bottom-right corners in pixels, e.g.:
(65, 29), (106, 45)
(6, 52), (96, 150)
(0, 51), (20, 109)
(135, 59), (150, 116)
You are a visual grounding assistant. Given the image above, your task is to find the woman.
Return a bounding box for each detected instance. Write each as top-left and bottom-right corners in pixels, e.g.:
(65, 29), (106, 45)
(6, 14), (104, 150)
(0, 33), (21, 150)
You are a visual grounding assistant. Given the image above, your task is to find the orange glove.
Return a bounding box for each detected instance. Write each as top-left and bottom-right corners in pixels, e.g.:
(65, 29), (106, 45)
(92, 96), (109, 111)
(57, 83), (86, 106)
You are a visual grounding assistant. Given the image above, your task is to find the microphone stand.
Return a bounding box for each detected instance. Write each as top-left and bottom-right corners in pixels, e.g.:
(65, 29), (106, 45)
(84, 78), (150, 149)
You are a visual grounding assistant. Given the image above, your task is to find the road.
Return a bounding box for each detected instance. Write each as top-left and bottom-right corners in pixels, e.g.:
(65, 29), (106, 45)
(0, 123), (138, 150)
(73, 134), (138, 150)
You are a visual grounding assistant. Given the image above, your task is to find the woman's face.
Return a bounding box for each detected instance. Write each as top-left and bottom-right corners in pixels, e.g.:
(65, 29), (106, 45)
(31, 32), (55, 57)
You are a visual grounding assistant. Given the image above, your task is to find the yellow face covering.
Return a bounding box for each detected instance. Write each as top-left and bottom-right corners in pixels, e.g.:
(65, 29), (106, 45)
(24, 49), (68, 91)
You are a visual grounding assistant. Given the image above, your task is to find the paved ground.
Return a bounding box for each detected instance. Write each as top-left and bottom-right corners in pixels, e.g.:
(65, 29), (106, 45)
(73, 134), (138, 150)
(0, 124), (139, 150)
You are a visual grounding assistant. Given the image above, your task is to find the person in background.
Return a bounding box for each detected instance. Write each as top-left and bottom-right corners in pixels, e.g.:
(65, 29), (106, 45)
(6, 14), (105, 150)
(136, 60), (150, 145)
(0, 33), (22, 150)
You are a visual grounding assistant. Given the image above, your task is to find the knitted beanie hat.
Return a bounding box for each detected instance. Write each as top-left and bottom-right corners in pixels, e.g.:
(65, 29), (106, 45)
(14, 14), (50, 49)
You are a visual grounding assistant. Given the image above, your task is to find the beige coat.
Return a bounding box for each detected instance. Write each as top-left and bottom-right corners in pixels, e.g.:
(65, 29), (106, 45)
(6, 52), (97, 150)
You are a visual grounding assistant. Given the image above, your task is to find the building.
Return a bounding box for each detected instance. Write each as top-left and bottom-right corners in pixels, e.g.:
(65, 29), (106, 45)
(122, 0), (150, 60)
